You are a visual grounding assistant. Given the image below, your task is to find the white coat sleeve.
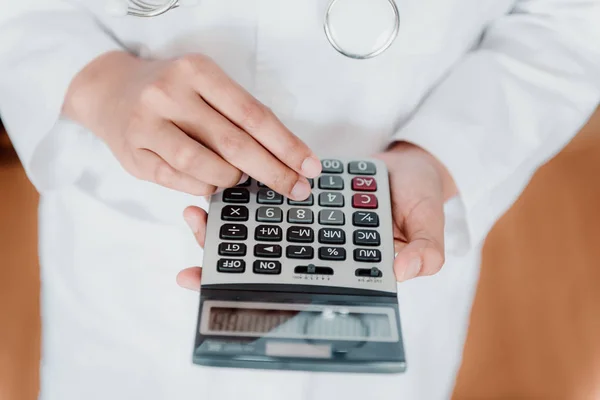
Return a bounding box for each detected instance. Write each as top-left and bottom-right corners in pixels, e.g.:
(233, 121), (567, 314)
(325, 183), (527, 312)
(393, 0), (600, 255)
(0, 2), (124, 191)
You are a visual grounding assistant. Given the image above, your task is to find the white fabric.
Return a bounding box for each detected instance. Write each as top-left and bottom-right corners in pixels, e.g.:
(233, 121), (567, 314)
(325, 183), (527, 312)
(1, 0), (599, 399)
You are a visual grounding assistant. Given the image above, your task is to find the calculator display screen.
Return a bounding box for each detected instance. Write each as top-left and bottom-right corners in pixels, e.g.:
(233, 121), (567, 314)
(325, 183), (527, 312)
(200, 301), (399, 342)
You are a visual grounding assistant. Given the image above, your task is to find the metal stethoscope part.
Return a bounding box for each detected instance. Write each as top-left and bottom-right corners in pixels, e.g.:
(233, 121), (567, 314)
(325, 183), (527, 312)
(112, 0), (400, 59)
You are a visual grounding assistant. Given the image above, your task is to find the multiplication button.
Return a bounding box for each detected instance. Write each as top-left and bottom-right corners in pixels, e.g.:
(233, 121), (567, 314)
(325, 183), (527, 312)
(218, 243), (247, 256)
(319, 246), (346, 261)
(220, 224), (247, 240)
(321, 159), (343, 173)
(318, 175), (344, 190)
(319, 192), (344, 207)
(319, 210), (345, 226)
(286, 245), (314, 259)
(221, 205), (249, 221)
(256, 206), (283, 223)
(354, 248), (382, 262)
(223, 188), (250, 203)
(217, 259), (245, 273)
(353, 230), (381, 246)
(318, 228), (345, 244)
(348, 161), (376, 175)
(287, 226), (314, 243)
(288, 208), (313, 224)
(257, 188), (283, 204)
(353, 211), (379, 227)
(255, 225), (283, 241)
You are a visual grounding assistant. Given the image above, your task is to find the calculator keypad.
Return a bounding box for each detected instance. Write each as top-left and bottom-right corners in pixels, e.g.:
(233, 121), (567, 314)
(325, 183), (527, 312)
(204, 159), (395, 293)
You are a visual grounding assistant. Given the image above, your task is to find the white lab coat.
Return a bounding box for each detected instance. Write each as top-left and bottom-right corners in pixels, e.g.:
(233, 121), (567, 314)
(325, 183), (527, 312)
(1, 0), (599, 399)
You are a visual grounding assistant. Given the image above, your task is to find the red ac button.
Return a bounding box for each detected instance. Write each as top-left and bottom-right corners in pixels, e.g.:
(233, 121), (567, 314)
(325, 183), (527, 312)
(352, 177), (377, 192)
(352, 194), (378, 209)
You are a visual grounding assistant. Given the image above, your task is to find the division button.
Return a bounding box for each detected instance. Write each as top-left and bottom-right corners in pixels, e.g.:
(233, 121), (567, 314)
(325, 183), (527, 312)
(218, 242), (247, 256)
(219, 224), (248, 240)
(353, 211), (379, 227)
(255, 225), (283, 241)
(354, 248), (382, 262)
(287, 226), (314, 243)
(351, 176), (377, 191)
(286, 245), (314, 259)
(223, 188), (250, 203)
(217, 259), (245, 273)
(321, 159), (344, 173)
(318, 246), (346, 261)
(348, 161), (376, 175)
(221, 205), (249, 221)
(352, 193), (378, 209)
(353, 230), (381, 246)
(254, 244), (282, 258)
(253, 260), (282, 274)
(318, 175), (344, 190)
(318, 210), (345, 226)
(318, 228), (345, 244)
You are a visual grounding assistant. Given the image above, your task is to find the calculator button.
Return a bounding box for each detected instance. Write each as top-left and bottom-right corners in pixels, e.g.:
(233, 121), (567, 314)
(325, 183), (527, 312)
(287, 226), (314, 243)
(288, 193), (314, 206)
(254, 244), (282, 258)
(319, 192), (344, 207)
(352, 193), (378, 209)
(351, 177), (377, 192)
(237, 176), (251, 187)
(218, 242), (247, 256)
(258, 182), (268, 188)
(255, 225), (283, 241)
(321, 159), (343, 173)
(318, 175), (344, 190)
(256, 206), (283, 223)
(223, 188), (250, 203)
(288, 208), (314, 224)
(294, 264), (334, 275)
(220, 224), (247, 240)
(353, 230), (381, 246)
(355, 267), (382, 278)
(253, 260), (282, 275)
(308, 178), (314, 188)
(286, 245), (314, 259)
(318, 228), (345, 244)
(318, 210), (345, 226)
(257, 188), (283, 204)
(353, 211), (379, 227)
(318, 246), (346, 261)
(217, 259), (246, 273)
(354, 248), (382, 262)
(221, 205), (249, 221)
(348, 161), (376, 175)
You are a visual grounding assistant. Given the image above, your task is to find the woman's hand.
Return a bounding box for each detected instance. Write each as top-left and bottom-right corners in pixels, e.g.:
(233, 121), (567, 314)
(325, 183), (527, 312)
(62, 51), (321, 199)
(177, 142), (457, 290)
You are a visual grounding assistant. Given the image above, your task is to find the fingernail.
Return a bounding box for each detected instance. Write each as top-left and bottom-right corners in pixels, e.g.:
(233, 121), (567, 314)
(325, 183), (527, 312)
(237, 173), (249, 186)
(184, 214), (199, 234)
(301, 156), (322, 178)
(404, 257), (422, 280)
(290, 179), (311, 201)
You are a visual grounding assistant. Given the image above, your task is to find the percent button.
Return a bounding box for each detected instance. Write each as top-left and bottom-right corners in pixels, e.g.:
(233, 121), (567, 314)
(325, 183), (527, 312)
(318, 246), (346, 261)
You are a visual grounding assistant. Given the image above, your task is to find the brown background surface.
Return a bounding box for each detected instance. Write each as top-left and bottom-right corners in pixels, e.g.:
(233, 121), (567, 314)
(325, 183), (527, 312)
(1, 110), (600, 399)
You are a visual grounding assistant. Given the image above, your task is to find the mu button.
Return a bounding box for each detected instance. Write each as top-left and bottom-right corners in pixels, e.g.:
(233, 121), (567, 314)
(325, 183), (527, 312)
(253, 260), (282, 274)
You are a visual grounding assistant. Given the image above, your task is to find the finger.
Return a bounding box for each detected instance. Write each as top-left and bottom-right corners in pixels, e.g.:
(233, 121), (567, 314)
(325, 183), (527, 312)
(142, 121), (245, 188)
(183, 206), (208, 247)
(184, 57), (322, 178)
(184, 103), (312, 201)
(394, 198), (445, 281)
(132, 150), (217, 196)
(176, 267), (202, 291)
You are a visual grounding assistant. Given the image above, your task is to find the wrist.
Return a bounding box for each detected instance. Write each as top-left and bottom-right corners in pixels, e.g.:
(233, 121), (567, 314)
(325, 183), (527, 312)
(62, 50), (145, 137)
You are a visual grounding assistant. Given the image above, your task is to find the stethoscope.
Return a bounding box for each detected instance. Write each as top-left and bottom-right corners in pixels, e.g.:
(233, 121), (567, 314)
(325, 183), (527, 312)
(106, 0), (400, 60)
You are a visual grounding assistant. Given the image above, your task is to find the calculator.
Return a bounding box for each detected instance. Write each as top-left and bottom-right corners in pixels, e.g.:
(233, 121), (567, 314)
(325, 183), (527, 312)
(192, 158), (406, 373)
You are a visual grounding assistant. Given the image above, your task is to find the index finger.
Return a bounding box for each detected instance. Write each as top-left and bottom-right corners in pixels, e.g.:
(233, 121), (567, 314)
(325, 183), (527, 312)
(185, 56), (322, 179)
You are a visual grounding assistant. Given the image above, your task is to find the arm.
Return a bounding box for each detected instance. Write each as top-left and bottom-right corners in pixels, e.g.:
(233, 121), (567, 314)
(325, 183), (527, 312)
(393, 0), (600, 254)
(0, 1), (124, 191)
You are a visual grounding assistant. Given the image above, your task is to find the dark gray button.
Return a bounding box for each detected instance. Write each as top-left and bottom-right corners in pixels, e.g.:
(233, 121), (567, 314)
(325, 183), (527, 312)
(256, 206), (283, 223)
(354, 248), (382, 262)
(318, 175), (344, 190)
(319, 210), (345, 226)
(288, 193), (314, 206)
(219, 224), (247, 240)
(288, 208), (314, 224)
(321, 159), (343, 173)
(308, 178), (314, 188)
(255, 225), (283, 241)
(254, 244), (282, 258)
(319, 192), (344, 207)
(223, 188), (250, 203)
(253, 260), (282, 274)
(258, 182), (268, 187)
(221, 205), (249, 221)
(319, 246), (346, 261)
(287, 226), (314, 243)
(318, 228), (345, 244)
(257, 188), (283, 204)
(348, 161), (376, 175)
(218, 242), (247, 256)
(286, 245), (314, 259)
(237, 176), (251, 187)
(352, 211), (379, 227)
(353, 230), (381, 246)
(217, 259), (245, 273)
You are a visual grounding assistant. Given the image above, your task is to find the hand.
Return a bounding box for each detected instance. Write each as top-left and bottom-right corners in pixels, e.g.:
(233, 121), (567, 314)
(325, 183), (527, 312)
(177, 142), (457, 290)
(62, 51), (321, 199)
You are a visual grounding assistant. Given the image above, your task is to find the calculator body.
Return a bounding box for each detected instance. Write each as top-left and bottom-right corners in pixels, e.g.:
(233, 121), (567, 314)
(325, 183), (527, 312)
(193, 159), (406, 373)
